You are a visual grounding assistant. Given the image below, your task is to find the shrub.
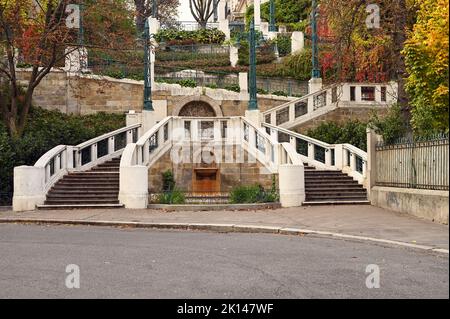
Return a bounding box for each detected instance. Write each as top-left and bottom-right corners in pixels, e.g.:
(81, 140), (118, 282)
(162, 170), (176, 192)
(230, 183), (278, 204)
(158, 188), (186, 204)
(276, 35), (292, 57)
(279, 49), (312, 80)
(224, 84), (241, 92)
(369, 104), (409, 144)
(272, 90), (288, 97)
(306, 120), (368, 151)
(155, 29), (226, 45)
(0, 106), (125, 205)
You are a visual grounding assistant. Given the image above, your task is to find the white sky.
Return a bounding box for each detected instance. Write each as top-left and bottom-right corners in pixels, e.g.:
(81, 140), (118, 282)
(177, 1), (195, 21)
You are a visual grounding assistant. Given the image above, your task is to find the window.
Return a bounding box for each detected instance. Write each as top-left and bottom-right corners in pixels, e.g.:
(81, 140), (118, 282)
(350, 86), (356, 101)
(278, 132), (290, 143)
(200, 121), (214, 140)
(221, 121), (228, 139)
(361, 86), (376, 101)
(243, 123), (249, 142)
(295, 101), (308, 118)
(332, 87), (338, 103)
(381, 86), (387, 102)
(184, 121), (191, 139)
(276, 107), (289, 125)
(163, 123), (169, 142)
(313, 92), (326, 110)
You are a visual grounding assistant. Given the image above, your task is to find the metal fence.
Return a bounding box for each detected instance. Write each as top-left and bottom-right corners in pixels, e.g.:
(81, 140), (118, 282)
(0, 192), (12, 206)
(375, 134), (449, 190)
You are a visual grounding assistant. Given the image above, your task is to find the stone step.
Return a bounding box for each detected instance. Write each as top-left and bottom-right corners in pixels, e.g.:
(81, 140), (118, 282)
(37, 204), (124, 210)
(44, 199), (120, 205)
(306, 195), (367, 201)
(47, 193), (119, 199)
(303, 200), (371, 206)
(305, 186), (365, 191)
(56, 183), (119, 188)
(305, 171), (344, 175)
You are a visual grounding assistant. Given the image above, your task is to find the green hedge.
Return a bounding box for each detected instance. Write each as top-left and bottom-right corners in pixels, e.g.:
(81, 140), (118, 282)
(155, 29), (226, 45)
(305, 120), (368, 151)
(0, 107), (125, 205)
(230, 179), (279, 204)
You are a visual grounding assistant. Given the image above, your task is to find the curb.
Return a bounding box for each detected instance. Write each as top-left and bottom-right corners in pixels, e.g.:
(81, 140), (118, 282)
(0, 218), (448, 255)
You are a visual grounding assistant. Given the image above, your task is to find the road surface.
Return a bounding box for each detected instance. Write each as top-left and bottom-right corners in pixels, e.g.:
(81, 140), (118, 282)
(0, 224), (447, 298)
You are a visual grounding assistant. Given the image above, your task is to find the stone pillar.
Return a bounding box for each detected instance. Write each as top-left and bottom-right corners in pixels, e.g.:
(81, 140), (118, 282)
(239, 72), (248, 93)
(279, 164), (306, 207)
(13, 166), (46, 211)
(230, 45), (239, 67)
(149, 17), (160, 88)
(260, 22), (269, 37)
(218, 0), (226, 20)
(245, 110), (261, 127)
(119, 148), (149, 209)
(254, 0), (261, 29)
(308, 77), (323, 94)
(64, 46), (88, 73)
(291, 32), (305, 54)
(219, 19), (231, 40)
(367, 128), (382, 201)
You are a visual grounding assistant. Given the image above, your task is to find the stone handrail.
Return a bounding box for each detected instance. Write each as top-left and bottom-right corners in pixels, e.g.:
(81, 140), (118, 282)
(262, 122), (368, 185)
(13, 123), (142, 211)
(262, 82), (397, 130)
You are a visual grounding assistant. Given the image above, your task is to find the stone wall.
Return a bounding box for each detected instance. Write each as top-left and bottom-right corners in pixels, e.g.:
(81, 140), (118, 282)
(148, 145), (275, 193)
(371, 186), (449, 225)
(17, 69), (290, 116)
(292, 107), (390, 134)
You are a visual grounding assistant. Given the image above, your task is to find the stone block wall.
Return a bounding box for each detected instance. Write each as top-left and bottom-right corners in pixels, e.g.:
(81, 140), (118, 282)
(292, 107), (390, 134)
(16, 69), (290, 117)
(148, 145), (275, 193)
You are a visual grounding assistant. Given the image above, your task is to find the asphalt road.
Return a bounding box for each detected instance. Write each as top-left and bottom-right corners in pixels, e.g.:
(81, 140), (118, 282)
(0, 224), (448, 299)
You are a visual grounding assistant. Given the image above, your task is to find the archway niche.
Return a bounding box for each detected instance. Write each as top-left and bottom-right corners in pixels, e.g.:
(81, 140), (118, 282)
(179, 101), (216, 117)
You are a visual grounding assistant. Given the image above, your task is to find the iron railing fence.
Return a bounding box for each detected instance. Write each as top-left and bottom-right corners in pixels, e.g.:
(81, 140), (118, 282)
(375, 134), (449, 191)
(149, 189), (280, 205)
(86, 48), (308, 96)
(0, 192), (12, 206)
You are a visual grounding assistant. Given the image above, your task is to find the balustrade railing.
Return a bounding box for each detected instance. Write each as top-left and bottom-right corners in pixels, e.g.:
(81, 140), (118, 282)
(262, 82), (397, 129)
(262, 123), (368, 185)
(34, 124), (141, 193)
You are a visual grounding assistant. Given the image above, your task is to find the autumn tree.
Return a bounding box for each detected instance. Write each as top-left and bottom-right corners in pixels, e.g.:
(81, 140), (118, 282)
(0, 0), (135, 137)
(403, 0), (449, 134)
(189, 0), (218, 29)
(132, 0), (180, 34)
(320, 0), (417, 114)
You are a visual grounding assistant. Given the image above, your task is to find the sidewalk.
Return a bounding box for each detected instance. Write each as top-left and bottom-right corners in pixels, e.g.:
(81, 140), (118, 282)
(0, 205), (448, 251)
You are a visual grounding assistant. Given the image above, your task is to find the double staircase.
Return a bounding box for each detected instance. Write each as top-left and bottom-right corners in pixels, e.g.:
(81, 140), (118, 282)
(38, 157), (123, 210)
(303, 164), (369, 205)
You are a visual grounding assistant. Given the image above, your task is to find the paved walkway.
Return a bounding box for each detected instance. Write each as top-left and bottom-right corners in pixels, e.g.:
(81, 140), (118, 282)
(0, 205), (448, 251)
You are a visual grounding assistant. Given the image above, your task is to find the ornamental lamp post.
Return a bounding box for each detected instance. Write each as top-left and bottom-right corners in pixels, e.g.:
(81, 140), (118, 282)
(269, 0), (277, 32)
(248, 19), (258, 110)
(311, 0), (321, 78)
(143, 19), (153, 111)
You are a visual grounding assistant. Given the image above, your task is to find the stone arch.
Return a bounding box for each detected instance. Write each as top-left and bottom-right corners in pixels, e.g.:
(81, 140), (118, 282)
(172, 96), (223, 117)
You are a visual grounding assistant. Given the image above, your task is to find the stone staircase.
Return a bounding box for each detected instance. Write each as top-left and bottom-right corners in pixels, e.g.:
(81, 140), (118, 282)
(303, 164), (369, 205)
(37, 157), (123, 210)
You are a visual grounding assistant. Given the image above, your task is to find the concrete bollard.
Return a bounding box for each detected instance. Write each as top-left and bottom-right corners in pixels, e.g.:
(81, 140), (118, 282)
(278, 164), (305, 207)
(13, 166), (46, 211)
(118, 165), (149, 209)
